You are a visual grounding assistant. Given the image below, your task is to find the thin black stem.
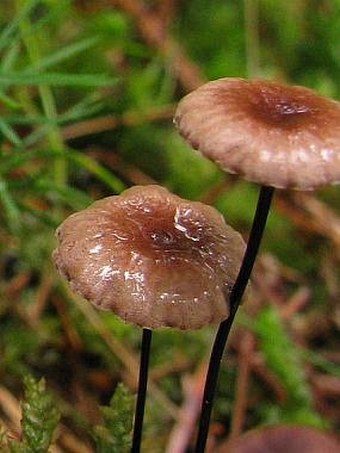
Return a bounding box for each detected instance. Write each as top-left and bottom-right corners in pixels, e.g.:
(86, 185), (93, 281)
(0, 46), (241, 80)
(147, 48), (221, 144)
(195, 185), (275, 453)
(131, 327), (153, 453)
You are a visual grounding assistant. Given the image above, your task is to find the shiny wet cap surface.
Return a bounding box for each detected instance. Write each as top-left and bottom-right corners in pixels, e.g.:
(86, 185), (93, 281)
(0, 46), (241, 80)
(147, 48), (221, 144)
(53, 185), (246, 329)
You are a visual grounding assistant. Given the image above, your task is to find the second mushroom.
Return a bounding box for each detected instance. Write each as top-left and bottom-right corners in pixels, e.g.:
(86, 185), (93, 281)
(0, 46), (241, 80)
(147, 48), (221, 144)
(174, 77), (340, 451)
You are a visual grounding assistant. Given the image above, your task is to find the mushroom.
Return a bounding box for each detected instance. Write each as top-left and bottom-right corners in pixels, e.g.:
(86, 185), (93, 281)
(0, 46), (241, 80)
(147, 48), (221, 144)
(217, 425), (340, 453)
(175, 78), (340, 190)
(53, 184), (245, 330)
(53, 184), (246, 452)
(174, 77), (340, 451)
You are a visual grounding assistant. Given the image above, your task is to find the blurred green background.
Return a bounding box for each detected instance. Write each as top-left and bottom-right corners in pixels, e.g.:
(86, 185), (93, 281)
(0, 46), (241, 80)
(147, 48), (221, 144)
(0, 1), (339, 451)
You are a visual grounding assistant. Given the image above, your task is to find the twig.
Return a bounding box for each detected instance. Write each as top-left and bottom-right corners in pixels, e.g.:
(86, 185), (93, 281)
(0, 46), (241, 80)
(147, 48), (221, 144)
(52, 294), (84, 352)
(56, 425), (93, 453)
(279, 286), (310, 321)
(166, 363), (206, 453)
(230, 331), (255, 439)
(62, 105), (175, 141)
(0, 386), (21, 429)
(250, 355), (287, 403)
(276, 192), (340, 254)
(296, 193), (340, 250)
(67, 288), (179, 419)
(150, 356), (191, 382)
(156, 0), (176, 27)
(5, 272), (31, 300)
(28, 272), (54, 324)
(87, 149), (157, 187)
(312, 374), (340, 397)
(110, 0), (204, 91)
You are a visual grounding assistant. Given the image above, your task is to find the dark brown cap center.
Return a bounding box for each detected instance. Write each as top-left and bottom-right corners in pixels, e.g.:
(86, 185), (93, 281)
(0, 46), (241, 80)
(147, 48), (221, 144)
(253, 86), (313, 127)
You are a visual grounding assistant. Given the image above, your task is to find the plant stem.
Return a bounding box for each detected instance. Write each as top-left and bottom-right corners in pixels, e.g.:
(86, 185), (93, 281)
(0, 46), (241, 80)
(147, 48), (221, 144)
(131, 328), (153, 453)
(195, 185), (275, 452)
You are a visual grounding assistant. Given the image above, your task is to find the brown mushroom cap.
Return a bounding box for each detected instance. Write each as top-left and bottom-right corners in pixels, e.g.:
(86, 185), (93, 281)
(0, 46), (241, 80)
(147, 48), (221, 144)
(174, 78), (340, 190)
(217, 425), (340, 453)
(53, 185), (245, 330)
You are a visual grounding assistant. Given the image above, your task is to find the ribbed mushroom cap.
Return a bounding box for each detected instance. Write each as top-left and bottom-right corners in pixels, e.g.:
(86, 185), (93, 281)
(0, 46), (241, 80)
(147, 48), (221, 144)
(217, 425), (340, 453)
(174, 78), (340, 190)
(53, 185), (245, 330)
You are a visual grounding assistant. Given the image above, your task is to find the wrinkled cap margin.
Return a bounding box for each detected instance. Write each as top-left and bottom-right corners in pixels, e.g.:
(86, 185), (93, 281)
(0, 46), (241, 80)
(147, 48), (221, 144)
(174, 78), (340, 190)
(53, 185), (246, 330)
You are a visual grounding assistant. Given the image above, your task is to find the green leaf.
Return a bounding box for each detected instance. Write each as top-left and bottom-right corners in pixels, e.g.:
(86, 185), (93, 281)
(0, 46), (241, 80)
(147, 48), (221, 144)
(254, 306), (326, 428)
(9, 375), (60, 453)
(93, 383), (133, 453)
(254, 305), (312, 407)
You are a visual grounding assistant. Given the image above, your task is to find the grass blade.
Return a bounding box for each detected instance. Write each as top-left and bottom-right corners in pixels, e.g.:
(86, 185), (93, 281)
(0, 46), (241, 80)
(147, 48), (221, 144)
(0, 90), (21, 109)
(68, 151), (126, 194)
(0, 147), (126, 194)
(0, 0), (40, 53)
(0, 42), (21, 72)
(0, 72), (116, 87)
(0, 118), (23, 146)
(26, 36), (100, 72)
(0, 178), (21, 233)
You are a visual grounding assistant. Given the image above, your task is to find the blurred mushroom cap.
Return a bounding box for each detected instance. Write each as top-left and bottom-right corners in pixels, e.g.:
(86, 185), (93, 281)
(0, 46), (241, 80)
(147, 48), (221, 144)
(175, 78), (340, 190)
(217, 425), (340, 453)
(53, 185), (246, 330)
